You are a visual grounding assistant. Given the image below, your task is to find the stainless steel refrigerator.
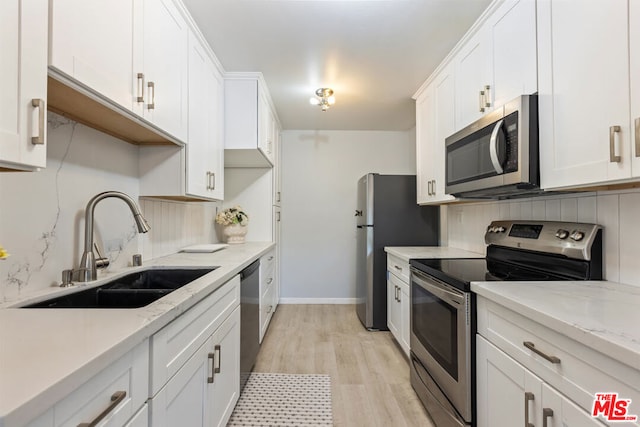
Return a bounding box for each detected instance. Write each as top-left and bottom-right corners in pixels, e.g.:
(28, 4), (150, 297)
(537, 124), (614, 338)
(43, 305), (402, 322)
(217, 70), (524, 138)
(355, 173), (439, 330)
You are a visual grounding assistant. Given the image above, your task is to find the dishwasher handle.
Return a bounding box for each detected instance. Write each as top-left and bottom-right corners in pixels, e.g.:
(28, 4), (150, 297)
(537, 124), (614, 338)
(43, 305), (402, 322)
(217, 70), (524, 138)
(240, 259), (260, 279)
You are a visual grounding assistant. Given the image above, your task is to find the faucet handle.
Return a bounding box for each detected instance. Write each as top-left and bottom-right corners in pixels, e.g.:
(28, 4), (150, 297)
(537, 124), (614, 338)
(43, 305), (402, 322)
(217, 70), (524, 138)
(60, 269), (74, 287)
(93, 243), (110, 269)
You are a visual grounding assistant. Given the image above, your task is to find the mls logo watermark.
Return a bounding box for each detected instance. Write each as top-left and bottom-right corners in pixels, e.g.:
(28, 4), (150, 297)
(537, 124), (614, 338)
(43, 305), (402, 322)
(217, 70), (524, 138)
(592, 393), (638, 422)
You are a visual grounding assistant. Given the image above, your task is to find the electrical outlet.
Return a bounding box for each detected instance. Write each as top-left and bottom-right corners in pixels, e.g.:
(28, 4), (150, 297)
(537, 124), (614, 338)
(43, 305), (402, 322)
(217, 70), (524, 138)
(105, 238), (124, 252)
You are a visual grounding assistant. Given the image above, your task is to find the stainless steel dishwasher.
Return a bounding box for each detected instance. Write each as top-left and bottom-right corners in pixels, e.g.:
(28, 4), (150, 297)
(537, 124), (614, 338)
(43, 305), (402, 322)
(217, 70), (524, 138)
(240, 259), (260, 392)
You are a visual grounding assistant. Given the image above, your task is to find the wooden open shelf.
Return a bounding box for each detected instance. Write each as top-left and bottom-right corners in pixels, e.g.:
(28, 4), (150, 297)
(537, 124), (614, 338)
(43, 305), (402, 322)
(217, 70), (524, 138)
(47, 75), (181, 146)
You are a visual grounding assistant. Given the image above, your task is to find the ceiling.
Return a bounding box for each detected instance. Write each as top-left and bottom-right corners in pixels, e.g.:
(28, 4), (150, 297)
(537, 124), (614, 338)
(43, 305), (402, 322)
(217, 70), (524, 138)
(182, 0), (492, 131)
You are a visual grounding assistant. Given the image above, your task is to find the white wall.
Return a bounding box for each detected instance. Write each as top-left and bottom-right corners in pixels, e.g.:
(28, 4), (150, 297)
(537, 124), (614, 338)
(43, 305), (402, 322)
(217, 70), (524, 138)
(443, 189), (640, 286)
(280, 129), (416, 302)
(0, 113), (218, 304)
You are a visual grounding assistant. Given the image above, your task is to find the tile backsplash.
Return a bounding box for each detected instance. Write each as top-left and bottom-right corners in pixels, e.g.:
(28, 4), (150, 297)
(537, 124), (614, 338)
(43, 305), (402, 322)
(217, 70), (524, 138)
(444, 190), (640, 286)
(0, 113), (218, 304)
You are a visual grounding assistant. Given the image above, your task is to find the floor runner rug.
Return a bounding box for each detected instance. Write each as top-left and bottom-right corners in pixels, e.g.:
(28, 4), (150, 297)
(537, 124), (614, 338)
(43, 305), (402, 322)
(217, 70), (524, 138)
(228, 373), (333, 426)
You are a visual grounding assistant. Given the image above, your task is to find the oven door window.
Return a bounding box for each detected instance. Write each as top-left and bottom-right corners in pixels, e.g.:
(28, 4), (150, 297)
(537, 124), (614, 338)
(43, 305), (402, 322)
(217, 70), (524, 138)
(412, 282), (458, 380)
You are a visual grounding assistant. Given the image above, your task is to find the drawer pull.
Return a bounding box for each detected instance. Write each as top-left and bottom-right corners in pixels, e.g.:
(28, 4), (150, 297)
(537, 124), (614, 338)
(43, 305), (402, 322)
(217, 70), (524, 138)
(77, 390), (126, 427)
(524, 392), (535, 427)
(268, 256), (274, 261)
(523, 341), (561, 364)
(394, 265), (402, 271)
(542, 408), (554, 427)
(208, 352), (215, 383)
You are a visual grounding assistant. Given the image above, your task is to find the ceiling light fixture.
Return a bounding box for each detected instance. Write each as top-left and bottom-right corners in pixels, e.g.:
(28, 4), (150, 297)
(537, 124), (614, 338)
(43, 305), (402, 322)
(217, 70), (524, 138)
(309, 88), (336, 112)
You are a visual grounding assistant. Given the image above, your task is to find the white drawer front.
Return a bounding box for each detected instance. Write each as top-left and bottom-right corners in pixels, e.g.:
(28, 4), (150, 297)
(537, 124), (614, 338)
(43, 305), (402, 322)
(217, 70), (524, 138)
(49, 340), (148, 427)
(150, 275), (240, 395)
(260, 250), (276, 297)
(477, 297), (640, 416)
(387, 254), (410, 283)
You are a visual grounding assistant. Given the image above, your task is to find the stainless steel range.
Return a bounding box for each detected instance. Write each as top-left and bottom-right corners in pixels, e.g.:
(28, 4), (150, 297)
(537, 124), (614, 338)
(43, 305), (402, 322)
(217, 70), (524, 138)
(408, 220), (603, 427)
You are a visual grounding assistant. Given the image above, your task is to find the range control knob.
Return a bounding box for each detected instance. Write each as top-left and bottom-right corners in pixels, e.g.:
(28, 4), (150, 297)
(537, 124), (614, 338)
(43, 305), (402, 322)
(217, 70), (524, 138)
(555, 229), (569, 239)
(570, 231), (585, 241)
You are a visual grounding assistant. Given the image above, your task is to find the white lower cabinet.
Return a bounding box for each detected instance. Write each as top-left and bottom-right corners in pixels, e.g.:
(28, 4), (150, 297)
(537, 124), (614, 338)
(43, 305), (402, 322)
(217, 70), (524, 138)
(149, 275), (241, 427)
(150, 307), (240, 427)
(27, 339), (149, 427)
(386, 255), (410, 357)
(477, 335), (605, 427)
(476, 296), (639, 427)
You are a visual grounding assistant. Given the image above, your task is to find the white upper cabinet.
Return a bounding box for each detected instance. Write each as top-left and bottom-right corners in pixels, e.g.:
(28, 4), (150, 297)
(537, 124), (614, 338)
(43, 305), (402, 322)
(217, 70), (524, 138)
(224, 75), (279, 167)
(49, 0), (135, 111)
(0, 0), (47, 171)
(454, 0), (537, 130)
(136, 0), (188, 142)
(415, 65), (457, 205)
(455, 26), (491, 129)
(48, 0), (188, 144)
(185, 29), (224, 200)
(538, 0), (633, 189)
(415, 86), (435, 204)
(138, 30), (224, 201)
(489, 0), (537, 109)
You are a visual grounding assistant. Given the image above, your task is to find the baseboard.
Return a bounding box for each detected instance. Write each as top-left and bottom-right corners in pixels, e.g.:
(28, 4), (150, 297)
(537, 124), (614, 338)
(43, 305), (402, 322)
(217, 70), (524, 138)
(278, 298), (357, 305)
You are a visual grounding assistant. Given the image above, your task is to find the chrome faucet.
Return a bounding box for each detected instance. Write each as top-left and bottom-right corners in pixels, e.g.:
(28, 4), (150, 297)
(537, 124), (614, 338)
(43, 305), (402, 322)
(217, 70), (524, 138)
(76, 191), (150, 282)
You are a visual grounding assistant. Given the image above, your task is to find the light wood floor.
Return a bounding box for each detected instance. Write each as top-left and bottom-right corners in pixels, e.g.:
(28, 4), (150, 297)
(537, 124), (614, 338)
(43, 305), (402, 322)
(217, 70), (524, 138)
(254, 305), (435, 427)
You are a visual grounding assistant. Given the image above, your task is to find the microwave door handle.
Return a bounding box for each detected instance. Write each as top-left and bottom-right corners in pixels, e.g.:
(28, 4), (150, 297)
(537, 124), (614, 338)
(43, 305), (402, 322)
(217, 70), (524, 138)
(489, 119), (505, 174)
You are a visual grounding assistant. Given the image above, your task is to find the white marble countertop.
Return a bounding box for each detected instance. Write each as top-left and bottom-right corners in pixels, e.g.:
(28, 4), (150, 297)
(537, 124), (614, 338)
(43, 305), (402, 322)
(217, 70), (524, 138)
(384, 246), (483, 261)
(0, 242), (274, 426)
(472, 280), (640, 370)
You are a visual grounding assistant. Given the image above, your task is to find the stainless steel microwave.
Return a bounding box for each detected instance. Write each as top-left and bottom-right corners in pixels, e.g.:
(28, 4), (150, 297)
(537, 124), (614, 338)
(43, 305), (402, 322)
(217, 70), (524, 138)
(445, 94), (539, 199)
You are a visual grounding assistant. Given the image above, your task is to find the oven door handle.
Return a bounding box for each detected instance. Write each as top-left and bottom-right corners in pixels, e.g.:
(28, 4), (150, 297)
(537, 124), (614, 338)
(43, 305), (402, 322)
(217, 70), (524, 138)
(412, 270), (465, 306)
(489, 119), (505, 174)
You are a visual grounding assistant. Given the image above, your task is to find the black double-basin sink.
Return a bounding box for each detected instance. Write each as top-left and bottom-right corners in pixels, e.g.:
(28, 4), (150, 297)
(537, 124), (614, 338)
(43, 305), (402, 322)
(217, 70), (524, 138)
(23, 267), (216, 309)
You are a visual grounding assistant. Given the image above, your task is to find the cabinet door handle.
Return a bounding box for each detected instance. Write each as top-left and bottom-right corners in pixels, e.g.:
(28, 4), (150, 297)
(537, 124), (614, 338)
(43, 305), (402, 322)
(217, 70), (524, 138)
(397, 287), (401, 303)
(214, 344), (221, 374)
(268, 256), (274, 261)
(276, 211), (281, 222)
(206, 171), (211, 190)
(210, 172), (215, 190)
(542, 408), (554, 427)
(267, 277), (273, 285)
(267, 305), (273, 314)
(31, 98), (45, 145)
(634, 118), (640, 157)
(479, 90), (486, 113)
(609, 125), (621, 162)
(208, 352), (215, 383)
(277, 191), (281, 202)
(523, 341), (561, 364)
(77, 390), (126, 427)
(432, 180), (436, 195)
(394, 265), (402, 271)
(524, 392), (535, 427)
(147, 81), (155, 110)
(136, 73), (145, 103)
(484, 85), (491, 108)
(427, 180), (433, 196)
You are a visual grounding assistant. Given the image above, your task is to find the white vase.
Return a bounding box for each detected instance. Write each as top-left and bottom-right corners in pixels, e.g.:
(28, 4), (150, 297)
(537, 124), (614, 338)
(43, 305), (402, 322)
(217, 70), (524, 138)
(223, 223), (248, 244)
